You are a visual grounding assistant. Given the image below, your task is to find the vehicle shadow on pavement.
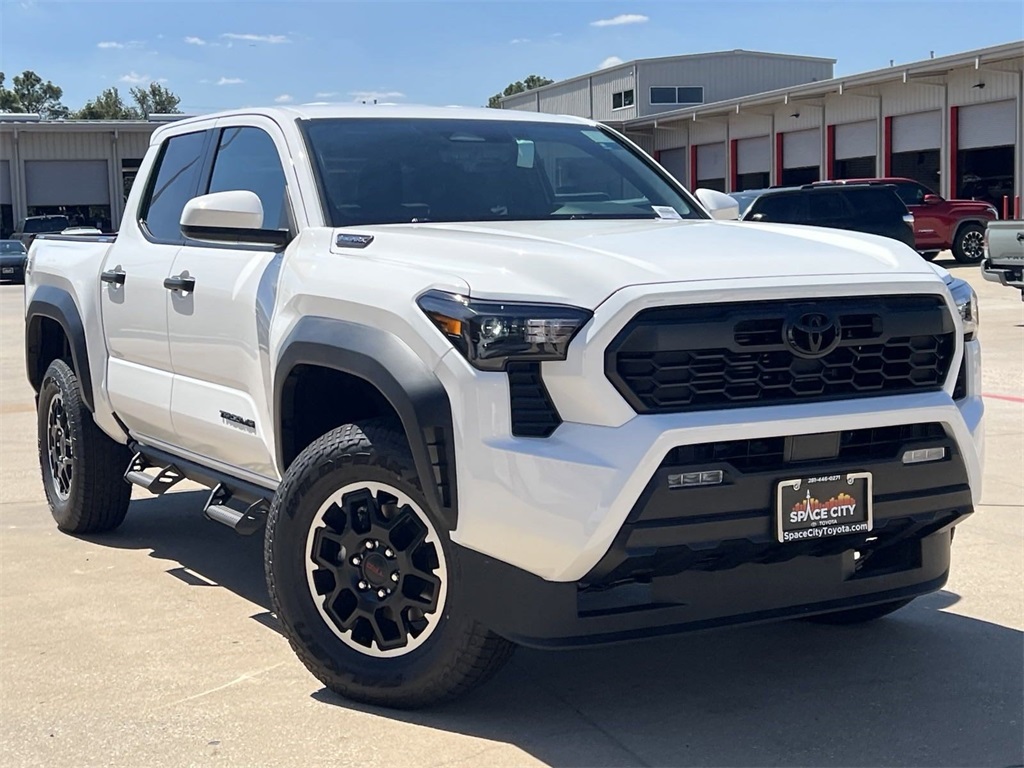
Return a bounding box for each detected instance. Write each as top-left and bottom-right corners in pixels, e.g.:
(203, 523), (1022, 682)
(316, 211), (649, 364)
(103, 492), (1023, 768)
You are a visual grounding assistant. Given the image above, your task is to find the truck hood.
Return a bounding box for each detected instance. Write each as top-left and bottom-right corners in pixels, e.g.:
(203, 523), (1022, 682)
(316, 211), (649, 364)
(341, 219), (940, 308)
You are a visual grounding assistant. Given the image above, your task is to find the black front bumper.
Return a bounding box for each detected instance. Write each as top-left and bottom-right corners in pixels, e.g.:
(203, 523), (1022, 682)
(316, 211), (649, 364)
(460, 422), (973, 649)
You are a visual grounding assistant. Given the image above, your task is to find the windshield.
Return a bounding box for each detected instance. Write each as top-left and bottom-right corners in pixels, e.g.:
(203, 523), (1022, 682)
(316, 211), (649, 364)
(24, 216), (70, 233)
(0, 241), (27, 254)
(303, 118), (703, 226)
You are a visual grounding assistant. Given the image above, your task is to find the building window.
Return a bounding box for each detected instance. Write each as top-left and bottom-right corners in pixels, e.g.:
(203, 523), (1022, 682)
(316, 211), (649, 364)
(612, 89), (635, 110)
(649, 86), (705, 106)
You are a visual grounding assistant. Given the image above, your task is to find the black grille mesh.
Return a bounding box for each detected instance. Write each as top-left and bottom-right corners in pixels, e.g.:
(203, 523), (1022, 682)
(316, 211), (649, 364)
(608, 296), (956, 413)
(508, 362), (561, 438)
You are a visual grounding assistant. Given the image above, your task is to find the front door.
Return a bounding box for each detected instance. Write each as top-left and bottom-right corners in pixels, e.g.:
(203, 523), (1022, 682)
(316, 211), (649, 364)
(167, 119), (297, 482)
(100, 128), (209, 445)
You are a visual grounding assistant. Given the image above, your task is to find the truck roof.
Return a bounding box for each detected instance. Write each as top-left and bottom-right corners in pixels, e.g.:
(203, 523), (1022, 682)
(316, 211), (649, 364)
(152, 104), (596, 142)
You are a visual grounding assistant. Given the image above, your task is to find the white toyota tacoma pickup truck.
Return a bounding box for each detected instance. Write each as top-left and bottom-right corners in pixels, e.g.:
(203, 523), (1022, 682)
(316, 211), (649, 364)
(25, 105), (984, 708)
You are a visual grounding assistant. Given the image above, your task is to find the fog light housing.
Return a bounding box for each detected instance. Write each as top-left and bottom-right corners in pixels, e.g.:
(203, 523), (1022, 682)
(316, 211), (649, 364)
(902, 447), (946, 465)
(668, 469), (724, 488)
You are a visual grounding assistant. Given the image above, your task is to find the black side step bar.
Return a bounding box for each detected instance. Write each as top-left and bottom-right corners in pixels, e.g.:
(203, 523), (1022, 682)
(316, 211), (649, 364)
(125, 442), (275, 536)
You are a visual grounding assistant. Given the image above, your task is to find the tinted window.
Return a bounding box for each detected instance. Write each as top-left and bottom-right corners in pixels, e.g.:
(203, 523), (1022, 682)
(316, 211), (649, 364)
(23, 216), (69, 233)
(207, 127), (289, 229)
(304, 118), (702, 226)
(650, 87), (676, 104)
(842, 188), (906, 217)
(676, 86), (704, 104)
(892, 181), (930, 206)
(750, 194), (803, 222)
(807, 192), (849, 220)
(0, 240), (26, 254)
(142, 131), (207, 241)
(612, 92), (623, 109)
(622, 89), (635, 107)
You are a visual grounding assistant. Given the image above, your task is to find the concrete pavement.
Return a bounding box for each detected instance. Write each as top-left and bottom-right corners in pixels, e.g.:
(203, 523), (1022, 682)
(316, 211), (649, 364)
(1, 255), (1021, 768)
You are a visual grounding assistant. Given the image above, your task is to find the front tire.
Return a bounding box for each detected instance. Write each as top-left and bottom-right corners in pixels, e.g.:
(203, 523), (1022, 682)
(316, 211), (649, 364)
(265, 420), (515, 708)
(952, 223), (985, 264)
(37, 359), (132, 533)
(919, 250), (939, 262)
(804, 598), (914, 625)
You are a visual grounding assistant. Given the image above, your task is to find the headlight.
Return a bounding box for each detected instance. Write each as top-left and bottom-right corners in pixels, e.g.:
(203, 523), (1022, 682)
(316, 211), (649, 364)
(417, 290), (592, 371)
(949, 278), (978, 340)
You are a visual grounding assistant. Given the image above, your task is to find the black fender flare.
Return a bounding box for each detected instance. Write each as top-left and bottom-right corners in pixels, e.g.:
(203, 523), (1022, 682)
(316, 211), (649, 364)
(26, 286), (94, 412)
(274, 316), (458, 528)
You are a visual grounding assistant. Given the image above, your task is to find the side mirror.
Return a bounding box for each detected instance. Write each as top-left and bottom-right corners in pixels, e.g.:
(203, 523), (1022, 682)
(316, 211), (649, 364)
(923, 194), (943, 205)
(180, 190), (290, 247)
(695, 188), (740, 221)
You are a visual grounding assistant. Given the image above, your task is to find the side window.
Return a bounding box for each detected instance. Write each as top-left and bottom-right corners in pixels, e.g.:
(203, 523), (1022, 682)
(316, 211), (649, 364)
(894, 182), (926, 206)
(140, 131), (207, 242)
(807, 192), (849, 220)
(207, 127), (289, 229)
(753, 194), (802, 223)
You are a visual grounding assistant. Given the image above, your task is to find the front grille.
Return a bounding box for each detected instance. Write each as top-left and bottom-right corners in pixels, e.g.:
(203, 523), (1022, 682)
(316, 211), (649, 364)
(507, 362), (561, 438)
(607, 296), (956, 413)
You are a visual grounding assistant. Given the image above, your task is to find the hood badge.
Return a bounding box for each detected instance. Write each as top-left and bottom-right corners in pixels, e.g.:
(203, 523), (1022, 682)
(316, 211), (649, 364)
(336, 233), (374, 249)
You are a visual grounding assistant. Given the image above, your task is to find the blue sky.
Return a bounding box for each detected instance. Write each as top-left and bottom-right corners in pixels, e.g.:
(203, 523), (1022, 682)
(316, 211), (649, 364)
(2, 0), (1021, 114)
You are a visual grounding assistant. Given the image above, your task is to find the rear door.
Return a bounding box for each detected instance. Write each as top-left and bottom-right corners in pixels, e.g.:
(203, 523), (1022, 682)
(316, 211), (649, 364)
(166, 117), (298, 481)
(747, 192), (806, 224)
(100, 128), (210, 444)
(805, 191), (851, 231)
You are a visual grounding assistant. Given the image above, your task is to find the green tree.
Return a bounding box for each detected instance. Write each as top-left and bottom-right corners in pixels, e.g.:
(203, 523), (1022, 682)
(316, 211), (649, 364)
(130, 82), (181, 118)
(77, 87), (141, 120)
(10, 70), (69, 118)
(0, 72), (23, 112)
(487, 74), (553, 108)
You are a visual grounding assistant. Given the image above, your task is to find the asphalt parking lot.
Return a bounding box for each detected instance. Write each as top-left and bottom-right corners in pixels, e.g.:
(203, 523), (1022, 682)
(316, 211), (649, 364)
(0, 255), (1021, 768)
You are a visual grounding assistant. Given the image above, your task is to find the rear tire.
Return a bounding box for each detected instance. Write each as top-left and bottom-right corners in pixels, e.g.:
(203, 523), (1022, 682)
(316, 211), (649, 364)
(804, 598), (913, 625)
(37, 359), (132, 533)
(952, 223), (985, 264)
(265, 420), (515, 708)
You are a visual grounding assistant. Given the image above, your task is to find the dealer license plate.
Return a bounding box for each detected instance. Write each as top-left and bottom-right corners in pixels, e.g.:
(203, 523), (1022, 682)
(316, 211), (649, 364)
(776, 472), (872, 543)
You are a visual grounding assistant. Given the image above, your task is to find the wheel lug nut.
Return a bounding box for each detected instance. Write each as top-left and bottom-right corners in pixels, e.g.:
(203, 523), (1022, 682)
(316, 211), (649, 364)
(364, 540), (376, 550)
(384, 548), (394, 558)
(351, 555), (362, 566)
(377, 589), (388, 598)
(391, 572), (399, 583)
(358, 580), (368, 590)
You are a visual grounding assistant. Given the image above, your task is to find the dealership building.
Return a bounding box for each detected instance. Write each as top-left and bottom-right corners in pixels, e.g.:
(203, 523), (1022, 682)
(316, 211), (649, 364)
(503, 41), (1024, 210)
(1, 41), (1021, 238)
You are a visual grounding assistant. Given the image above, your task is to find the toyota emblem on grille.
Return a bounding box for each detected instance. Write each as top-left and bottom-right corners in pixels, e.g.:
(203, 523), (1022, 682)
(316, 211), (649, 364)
(786, 312), (840, 358)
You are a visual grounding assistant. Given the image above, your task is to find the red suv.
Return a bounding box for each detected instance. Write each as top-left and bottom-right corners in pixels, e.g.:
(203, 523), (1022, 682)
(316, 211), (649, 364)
(838, 178), (998, 263)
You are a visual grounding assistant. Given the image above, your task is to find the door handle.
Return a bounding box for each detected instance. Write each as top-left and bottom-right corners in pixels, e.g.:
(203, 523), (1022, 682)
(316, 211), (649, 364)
(100, 268), (126, 286)
(163, 274), (196, 293)
(1016, 232), (1023, 243)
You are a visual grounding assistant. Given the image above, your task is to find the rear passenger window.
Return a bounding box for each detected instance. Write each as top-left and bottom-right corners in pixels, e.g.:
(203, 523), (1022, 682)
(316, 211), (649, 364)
(808, 192), (848, 220)
(207, 127), (289, 230)
(141, 131), (207, 242)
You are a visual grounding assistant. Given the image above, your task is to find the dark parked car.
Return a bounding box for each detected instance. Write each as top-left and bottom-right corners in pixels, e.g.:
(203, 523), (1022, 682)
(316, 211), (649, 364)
(731, 183), (916, 249)
(0, 240), (28, 284)
(11, 215), (71, 251)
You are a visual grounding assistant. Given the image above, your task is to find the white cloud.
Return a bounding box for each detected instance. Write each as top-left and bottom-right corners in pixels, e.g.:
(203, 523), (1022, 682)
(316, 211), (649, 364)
(98, 40), (144, 49)
(599, 55), (624, 69)
(349, 90), (405, 102)
(217, 77), (245, 86)
(221, 33), (290, 44)
(119, 71), (152, 85)
(274, 93), (293, 103)
(314, 91), (338, 98)
(184, 36), (206, 45)
(590, 13), (649, 27)
(510, 38), (530, 44)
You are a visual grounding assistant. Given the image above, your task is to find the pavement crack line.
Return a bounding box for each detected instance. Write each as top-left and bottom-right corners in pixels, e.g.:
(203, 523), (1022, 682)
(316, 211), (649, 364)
(156, 661), (287, 709)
